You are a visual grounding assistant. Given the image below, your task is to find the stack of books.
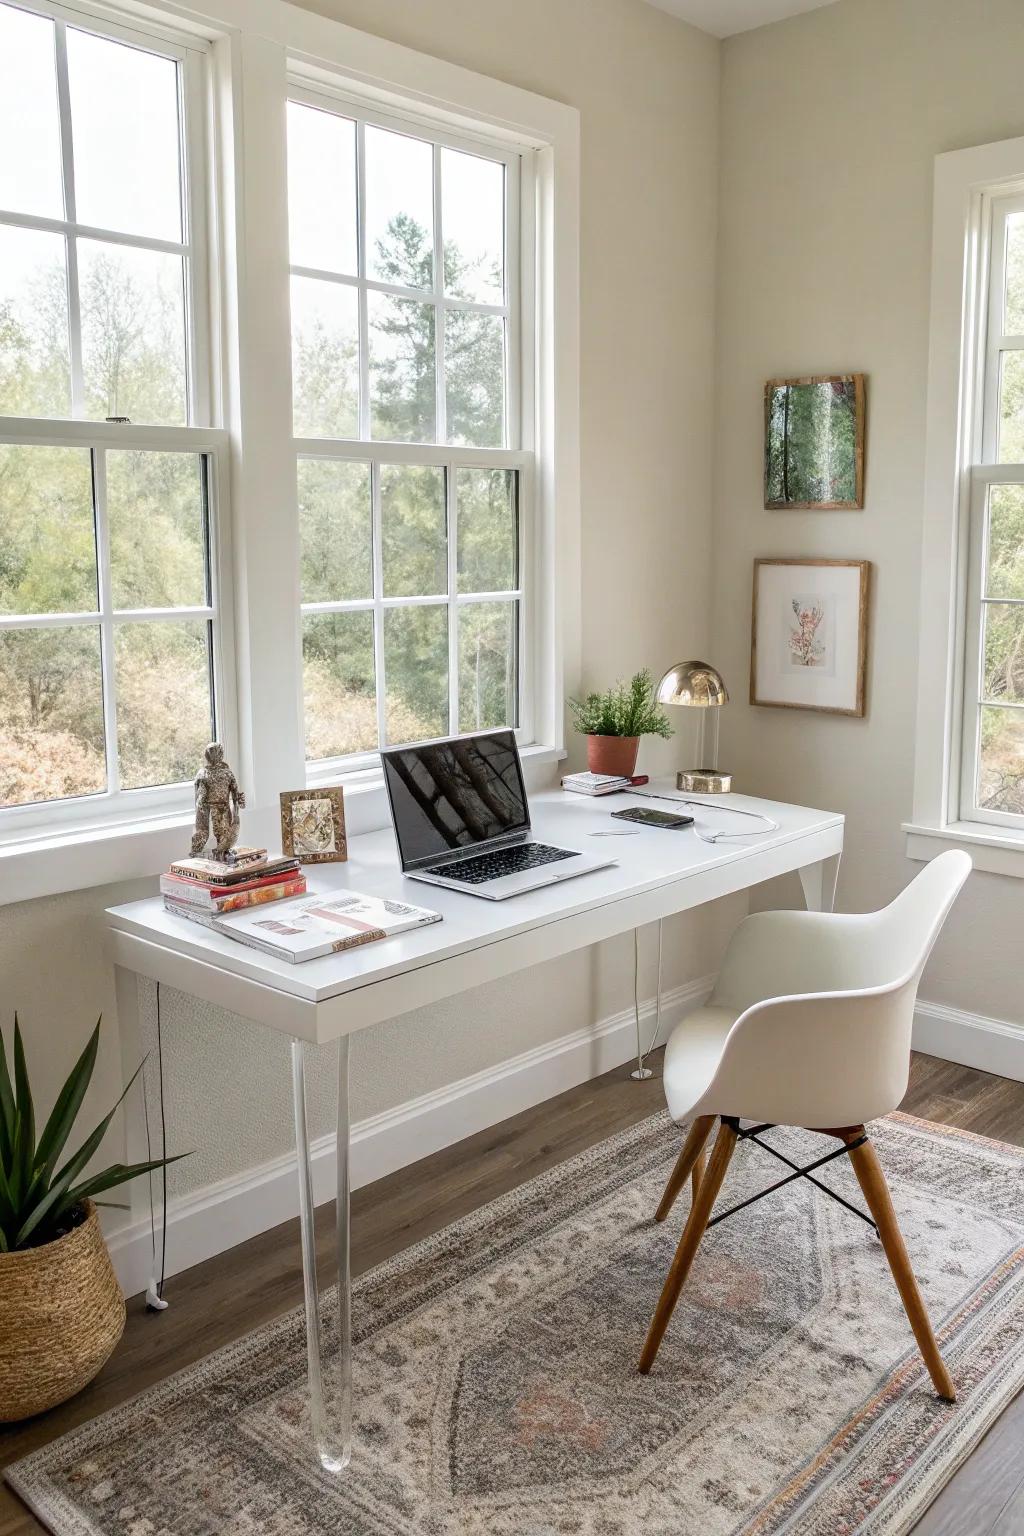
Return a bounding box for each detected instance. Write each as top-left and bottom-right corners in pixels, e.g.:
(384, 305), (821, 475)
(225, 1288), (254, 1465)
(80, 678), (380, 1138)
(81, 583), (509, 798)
(161, 849), (306, 929)
(561, 771), (634, 797)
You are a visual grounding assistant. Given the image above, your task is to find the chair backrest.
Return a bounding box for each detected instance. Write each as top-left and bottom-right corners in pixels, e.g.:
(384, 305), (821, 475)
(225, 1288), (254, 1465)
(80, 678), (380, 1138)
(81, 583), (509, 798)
(867, 848), (972, 987)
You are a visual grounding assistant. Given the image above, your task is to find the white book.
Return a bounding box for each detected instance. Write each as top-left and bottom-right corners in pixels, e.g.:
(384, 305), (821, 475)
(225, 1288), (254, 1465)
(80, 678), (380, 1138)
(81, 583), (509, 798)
(207, 889), (442, 963)
(561, 771), (630, 796)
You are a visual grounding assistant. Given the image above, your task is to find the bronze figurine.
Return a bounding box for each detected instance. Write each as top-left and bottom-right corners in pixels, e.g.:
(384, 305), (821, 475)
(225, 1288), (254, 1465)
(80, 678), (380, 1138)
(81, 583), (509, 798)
(191, 742), (246, 860)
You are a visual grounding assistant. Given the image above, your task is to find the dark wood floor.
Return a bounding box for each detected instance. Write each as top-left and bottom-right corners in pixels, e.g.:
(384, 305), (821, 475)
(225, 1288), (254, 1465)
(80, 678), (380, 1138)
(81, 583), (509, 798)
(2, 1050), (1023, 1535)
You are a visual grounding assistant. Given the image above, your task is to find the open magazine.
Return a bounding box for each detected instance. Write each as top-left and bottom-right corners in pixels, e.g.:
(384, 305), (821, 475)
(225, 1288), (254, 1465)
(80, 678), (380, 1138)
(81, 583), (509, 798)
(207, 889), (442, 963)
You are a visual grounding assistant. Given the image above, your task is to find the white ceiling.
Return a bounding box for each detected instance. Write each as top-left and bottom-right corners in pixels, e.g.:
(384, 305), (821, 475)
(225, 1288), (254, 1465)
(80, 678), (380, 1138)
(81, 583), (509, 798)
(645, 0), (840, 38)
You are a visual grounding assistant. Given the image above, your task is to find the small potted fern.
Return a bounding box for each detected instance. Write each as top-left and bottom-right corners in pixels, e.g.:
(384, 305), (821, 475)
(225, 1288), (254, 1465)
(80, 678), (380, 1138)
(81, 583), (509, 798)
(0, 1017), (185, 1421)
(568, 668), (673, 777)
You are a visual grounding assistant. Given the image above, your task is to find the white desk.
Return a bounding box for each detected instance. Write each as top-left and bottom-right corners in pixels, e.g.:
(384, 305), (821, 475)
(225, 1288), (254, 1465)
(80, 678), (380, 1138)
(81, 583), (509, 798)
(106, 785), (843, 1472)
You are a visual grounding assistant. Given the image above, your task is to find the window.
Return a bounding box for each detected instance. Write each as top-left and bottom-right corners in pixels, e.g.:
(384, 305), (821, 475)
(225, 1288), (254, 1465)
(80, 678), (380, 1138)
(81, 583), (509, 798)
(961, 196), (1024, 829)
(287, 90), (530, 769)
(0, 0), (223, 820)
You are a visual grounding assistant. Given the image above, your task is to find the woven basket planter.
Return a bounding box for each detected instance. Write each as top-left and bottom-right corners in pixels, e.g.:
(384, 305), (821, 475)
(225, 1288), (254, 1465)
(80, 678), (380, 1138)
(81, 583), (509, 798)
(0, 1200), (126, 1422)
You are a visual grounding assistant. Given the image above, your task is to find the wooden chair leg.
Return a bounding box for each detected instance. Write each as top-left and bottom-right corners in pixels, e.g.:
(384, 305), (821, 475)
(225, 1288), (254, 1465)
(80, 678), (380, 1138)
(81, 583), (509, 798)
(654, 1115), (715, 1223)
(844, 1131), (956, 1402)
(691, 1146), (707, 1203)
(640, 1118), (738, 1374)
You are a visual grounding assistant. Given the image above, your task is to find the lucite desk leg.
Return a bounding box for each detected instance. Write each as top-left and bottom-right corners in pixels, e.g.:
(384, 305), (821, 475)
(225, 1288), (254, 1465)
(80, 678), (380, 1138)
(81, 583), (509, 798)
(798, 852), (841, 913)
(290, 1035), (353, 1474)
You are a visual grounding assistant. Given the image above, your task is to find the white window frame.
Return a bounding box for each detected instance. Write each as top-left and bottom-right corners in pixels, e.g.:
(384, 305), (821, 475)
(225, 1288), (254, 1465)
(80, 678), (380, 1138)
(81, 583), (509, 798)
(289, 83), (535, 777)
(0, 0), (233, 843)
(0, 0), (580, 903)
(907, 134), (1024, 877)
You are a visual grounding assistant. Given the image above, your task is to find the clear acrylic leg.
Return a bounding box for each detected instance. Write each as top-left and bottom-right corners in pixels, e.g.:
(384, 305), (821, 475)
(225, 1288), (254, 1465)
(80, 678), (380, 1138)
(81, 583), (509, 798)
(291, 1035), (352, 1473)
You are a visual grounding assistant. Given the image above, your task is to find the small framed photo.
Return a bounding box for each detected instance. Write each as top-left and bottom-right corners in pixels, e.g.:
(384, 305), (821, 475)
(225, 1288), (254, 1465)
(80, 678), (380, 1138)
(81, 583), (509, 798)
(279, 787), (347, 863)
(764, 373), (866, 509)
(751, 558), (871, 717)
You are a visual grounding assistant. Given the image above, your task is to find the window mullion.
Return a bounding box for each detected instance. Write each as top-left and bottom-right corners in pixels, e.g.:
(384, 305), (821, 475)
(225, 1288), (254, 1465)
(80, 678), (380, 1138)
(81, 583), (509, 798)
(91, 447), (120, 795)
(446, 462), (457, 735)
(371, 460), (387, 748)
(433, 141), (446, 447)
(356, 119), (371, 442)
(53, 18), (85, 417)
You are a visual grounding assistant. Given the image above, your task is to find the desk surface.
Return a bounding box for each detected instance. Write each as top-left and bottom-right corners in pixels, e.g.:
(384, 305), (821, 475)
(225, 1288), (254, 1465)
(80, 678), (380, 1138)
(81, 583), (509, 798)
(107, 786), (843, 1019)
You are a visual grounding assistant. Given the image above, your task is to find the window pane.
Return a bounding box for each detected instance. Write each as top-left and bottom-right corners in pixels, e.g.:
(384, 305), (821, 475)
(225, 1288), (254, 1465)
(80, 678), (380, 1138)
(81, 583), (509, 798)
(108, 451), (206, 609)
(987, 484), (1024, 600)
(79, 240), (187, 425)
(0, 225), (71, 418)
(1005, 214), (1024, 337)
(368, 292), (435, 442)
(287, 102), (357, 277)
(291, 276), (359, 439)
(978, 706), (1024, 815)
(383, 604), (447, 744)
(0, 626), (105, 806)
(457, 469), (517, 593)
(445, 310), (504, 447)
(115, 620), (212, 789)
(0, 3), (63, 220)
(303, 610), (376, 760)
(983, 604), (1024, 704)
(442, 148), (504, 305)
(381, 464), (446, 598)
(365, 125), (433, 290)
(997, 349), (1024, 463)
(458, 601), (518, 733)
(66, 27), (183, 242)
(298, 458), (371, 602)
(0, 444), (96, 615)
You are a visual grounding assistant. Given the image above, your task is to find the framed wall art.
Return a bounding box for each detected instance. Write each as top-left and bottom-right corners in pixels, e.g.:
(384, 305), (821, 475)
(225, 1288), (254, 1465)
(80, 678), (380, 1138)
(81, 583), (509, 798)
(279, 786), (347, 863)
(750, 558), (871, 717)
(764, 373), (866, 509)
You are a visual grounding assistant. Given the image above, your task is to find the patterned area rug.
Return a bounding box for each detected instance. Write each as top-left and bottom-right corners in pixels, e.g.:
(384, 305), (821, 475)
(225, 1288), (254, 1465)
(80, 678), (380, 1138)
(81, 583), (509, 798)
(8, 1111), (1024, 1536)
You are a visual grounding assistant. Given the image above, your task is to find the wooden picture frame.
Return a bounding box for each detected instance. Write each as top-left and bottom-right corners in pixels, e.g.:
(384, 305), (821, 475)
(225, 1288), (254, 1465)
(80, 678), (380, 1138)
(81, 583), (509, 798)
(279, 787), (347, 863)
(764, 373), (866, 510)
(750, 558), (871, 717)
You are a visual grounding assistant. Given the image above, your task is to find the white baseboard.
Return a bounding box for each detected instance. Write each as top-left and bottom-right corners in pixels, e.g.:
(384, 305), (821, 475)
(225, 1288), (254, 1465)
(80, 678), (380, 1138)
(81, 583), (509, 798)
(913, 998), (1024, 1083)
(106, 973), (714, 1298)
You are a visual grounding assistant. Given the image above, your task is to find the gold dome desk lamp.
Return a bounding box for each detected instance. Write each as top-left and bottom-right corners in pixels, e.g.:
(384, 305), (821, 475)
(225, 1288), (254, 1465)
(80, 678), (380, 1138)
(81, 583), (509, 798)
(655, 660), (732, 793)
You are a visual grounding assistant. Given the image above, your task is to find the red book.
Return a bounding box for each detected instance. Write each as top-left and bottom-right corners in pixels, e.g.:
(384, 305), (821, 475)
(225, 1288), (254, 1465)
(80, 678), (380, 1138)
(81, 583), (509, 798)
(160, 870), (303, 910)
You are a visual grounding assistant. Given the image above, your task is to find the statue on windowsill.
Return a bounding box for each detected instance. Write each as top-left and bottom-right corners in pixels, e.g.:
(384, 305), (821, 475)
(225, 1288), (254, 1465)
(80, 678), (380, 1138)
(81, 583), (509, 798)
(190, 742), (246, 861)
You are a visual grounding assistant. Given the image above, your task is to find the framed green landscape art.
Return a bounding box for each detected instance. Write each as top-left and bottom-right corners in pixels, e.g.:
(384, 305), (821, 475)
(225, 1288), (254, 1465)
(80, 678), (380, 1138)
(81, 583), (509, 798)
(764, 373), (866, 510)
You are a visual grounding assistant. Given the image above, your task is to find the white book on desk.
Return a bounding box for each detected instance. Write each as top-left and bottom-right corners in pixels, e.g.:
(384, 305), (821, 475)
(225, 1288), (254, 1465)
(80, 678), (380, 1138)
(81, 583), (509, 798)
(207, 889), (442, 963)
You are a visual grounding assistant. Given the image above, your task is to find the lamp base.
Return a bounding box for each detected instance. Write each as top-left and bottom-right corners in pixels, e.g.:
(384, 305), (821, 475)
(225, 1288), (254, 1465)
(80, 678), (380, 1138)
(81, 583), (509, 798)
(677, 768), (732, 794)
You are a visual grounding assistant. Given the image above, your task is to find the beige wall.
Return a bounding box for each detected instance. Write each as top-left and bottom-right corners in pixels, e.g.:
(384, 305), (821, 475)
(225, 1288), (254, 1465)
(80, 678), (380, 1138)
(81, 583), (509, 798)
(712, 0), (1024, 1026)
(2, 0), (728, 1209)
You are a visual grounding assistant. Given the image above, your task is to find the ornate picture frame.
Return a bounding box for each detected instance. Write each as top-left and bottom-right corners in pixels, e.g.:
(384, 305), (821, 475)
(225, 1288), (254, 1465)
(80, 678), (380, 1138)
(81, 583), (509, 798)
(750, 557), (871, 717)
(279, 786), (347, 863)
(764, 373), (866, 510)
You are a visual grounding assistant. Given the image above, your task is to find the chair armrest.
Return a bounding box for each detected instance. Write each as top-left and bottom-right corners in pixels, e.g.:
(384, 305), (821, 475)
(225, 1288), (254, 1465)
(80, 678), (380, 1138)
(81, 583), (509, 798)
(711, 909), (880, 1013)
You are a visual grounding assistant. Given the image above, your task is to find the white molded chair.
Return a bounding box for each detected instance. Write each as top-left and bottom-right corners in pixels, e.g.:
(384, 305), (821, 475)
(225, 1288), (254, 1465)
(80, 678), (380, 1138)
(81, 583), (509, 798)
(639, 849), (972, 1399)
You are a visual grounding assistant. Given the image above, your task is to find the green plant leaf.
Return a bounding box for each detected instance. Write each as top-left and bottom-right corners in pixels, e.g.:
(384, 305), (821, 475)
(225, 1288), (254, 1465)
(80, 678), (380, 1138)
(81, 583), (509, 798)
(11, 1016), (35, 1206)
(14, 1058), (147, 1248)
(0, 1155), (17, 1248)
(64, 1153), (190, 1210)
(31, 1018), (101, 1188)
(0, 1024), (15, 1172)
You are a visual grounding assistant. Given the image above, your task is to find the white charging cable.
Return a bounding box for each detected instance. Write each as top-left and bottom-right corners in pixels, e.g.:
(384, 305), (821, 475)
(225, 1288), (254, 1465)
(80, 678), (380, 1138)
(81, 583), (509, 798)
(629, 790), (780, 844)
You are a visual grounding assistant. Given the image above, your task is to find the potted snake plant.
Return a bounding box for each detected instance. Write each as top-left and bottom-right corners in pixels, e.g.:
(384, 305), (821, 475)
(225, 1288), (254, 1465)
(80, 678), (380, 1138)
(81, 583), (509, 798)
(568, 668), (674, 777)
(0, 1017), (185, 1421)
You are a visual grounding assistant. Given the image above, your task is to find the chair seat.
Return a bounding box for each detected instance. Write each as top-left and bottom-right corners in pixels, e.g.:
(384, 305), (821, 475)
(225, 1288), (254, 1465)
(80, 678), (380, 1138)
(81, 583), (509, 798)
(662, 1003), (741, 1124)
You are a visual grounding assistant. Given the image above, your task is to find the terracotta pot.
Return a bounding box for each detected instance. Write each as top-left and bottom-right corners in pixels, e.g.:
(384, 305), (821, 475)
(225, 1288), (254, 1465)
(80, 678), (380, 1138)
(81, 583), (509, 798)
(586, 735), (640, 777)
(0, 1200), (126, 1422)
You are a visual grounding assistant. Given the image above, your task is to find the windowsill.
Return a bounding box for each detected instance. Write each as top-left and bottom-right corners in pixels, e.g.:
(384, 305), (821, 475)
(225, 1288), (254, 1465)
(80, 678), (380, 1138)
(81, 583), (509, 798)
(0, 743), (568, 908)
(903, 819), (1024, 878)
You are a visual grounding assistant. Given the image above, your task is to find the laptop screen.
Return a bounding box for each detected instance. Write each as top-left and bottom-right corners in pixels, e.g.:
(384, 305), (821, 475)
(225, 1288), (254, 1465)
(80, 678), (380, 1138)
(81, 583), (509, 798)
(382, 731), (530, 868)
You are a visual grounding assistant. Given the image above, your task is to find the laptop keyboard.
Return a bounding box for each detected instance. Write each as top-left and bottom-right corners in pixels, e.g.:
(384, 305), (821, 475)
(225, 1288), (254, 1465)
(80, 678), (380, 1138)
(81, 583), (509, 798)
(424, 843), (576, 885)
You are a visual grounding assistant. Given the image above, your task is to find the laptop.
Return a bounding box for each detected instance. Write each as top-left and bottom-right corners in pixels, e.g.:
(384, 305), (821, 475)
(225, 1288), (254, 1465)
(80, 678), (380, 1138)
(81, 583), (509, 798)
(381, 730), (616, 900)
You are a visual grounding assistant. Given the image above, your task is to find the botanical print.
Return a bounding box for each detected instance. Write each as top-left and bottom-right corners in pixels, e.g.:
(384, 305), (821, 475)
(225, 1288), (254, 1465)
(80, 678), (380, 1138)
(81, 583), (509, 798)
(788, 595), (829, 668)
(290, 796), (337, 855)
(765, 375), (864, 508)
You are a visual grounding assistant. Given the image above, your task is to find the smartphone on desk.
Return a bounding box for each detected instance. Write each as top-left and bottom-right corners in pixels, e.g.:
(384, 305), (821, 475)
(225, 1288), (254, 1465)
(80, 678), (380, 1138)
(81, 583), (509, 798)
(610, 807), (694, 829)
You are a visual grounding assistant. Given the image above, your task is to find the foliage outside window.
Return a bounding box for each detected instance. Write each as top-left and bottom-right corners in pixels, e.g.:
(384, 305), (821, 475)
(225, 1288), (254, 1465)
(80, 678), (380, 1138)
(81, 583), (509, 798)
(962, 199), (1024, 826)
(288, 94), (528, 766)
(0, 0), (218, 816)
